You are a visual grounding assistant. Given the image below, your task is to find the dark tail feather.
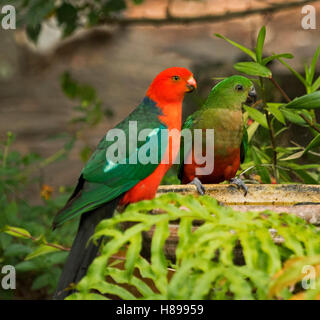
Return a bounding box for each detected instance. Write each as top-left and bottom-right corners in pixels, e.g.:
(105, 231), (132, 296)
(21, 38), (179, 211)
(53, 197), (120, 300)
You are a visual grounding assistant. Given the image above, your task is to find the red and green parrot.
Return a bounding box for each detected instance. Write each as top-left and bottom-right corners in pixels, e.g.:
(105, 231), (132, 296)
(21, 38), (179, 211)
(53, 67), (197, 299)
(178, 75), (256, 195)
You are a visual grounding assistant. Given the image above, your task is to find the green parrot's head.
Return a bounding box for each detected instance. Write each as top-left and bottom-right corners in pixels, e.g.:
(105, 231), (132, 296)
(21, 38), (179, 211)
(203, 75), (257, 110)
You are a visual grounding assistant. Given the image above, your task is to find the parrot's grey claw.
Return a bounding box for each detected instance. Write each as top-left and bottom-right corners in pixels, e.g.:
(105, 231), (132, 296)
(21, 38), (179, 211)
(230, 177), (248, 196)
(188, 177), (206, 195)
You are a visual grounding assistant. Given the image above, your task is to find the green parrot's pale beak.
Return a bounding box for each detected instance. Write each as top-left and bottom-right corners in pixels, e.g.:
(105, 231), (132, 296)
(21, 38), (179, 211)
(246, 86), (257, 105)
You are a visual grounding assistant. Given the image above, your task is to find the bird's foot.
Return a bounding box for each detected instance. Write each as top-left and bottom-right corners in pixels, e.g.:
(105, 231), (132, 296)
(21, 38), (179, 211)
(188, 177), (206, 195)
(230, 177), (248, 196)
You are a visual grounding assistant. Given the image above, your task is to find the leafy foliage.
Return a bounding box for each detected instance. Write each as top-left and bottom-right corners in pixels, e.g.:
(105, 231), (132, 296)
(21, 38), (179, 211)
(7, 0), (145, 43)
(67, 193), (320, 300)
(269, 255), (320, 300)
(1, 16), (320, 300)
(61, 72), (113, 127)
(0, 73), (112, 298)
(0, 132), (75, 298)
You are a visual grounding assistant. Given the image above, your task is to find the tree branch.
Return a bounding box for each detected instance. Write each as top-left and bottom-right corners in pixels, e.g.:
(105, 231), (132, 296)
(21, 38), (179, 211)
(99, 0), (318, 26)
(299, 113), (320, 134)
(270, 77), (291, 103)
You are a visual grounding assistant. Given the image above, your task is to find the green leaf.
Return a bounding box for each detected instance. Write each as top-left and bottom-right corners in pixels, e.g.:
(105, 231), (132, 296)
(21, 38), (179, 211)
(124, 232), (142, 278)
(60, 72), (96, 102)
(93, 282), (136, 300)
(284, 163), (320, 170)
(310, 45), (320, 83)
(26, 0), (55, 28)
(256, 26), (266, 64)
(67, 293), (108, 300)
(56, 3), (78, 37)
(284, 92), (320, 110)
(250, 147), (271, 183)
(280, 150), (304, 161)
(294, 170), (319, 184)
(274, 126), (288, 137)
(234, 62), (272, 78)
(176, 217), (193, 263)
(280, 108), (307, 126)
(87, 10), (100, 27)
(190, 268), (221, 299)
(4, 201), (18, 225)
(269, 255), (320, 299)
(3, 226), (31, 239)
(107, 267), (155, 297)
(215, 33), (256, 61)
(46, 252), (69, 265)
(244, 106), (268, 129)
(311, 76), (320, 92)
(15, 260), (39, 273)
(103, 0), (127, 12)
(151, 220), (169, 294)
(80, 145), (92, 163)
(262, 53), (294, 66)
(56, 3), (78, 25)
(304, 134), (320, 153)
(31, 273), (52, 290)
(267, 103), (286, 124)
(247, 121), (260, 142)
(305, 63), (312, 86)
(25, 245), (60, 260)
(26, 24), (42, 43)
(4, 244), (32, 257)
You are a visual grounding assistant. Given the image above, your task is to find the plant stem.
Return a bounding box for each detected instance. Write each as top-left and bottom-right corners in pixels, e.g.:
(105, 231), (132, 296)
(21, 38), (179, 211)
(299, 113), (320, 134)
(260, 77), (279, 183)
(266, 111), (279, 182)
(270, 77), (291, 103)
(2, 143), (9, 168)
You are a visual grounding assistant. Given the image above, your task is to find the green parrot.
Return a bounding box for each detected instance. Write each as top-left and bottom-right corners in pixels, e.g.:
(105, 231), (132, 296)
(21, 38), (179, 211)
(178, 75), (257, 195)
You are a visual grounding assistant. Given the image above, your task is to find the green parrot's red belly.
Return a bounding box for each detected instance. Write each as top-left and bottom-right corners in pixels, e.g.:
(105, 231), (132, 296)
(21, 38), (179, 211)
(182, 147), (241, 184)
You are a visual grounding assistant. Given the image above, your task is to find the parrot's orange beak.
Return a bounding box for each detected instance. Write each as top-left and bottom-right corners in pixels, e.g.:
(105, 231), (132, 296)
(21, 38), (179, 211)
(186, 76), (197, 93)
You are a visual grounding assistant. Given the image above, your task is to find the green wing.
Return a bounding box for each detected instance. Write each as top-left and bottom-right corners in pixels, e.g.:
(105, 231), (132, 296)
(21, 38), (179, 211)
(53, 97), (167, 227)
(178, 111), (248, 181)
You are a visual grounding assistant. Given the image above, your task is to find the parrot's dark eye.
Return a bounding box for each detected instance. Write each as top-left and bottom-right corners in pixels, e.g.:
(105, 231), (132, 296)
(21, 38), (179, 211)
(235, 84), (243, 91)
(172, 75), (180, 81)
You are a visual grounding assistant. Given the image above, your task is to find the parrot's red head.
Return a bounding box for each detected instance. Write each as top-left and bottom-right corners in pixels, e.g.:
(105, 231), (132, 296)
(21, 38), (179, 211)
(146, 67), (197, 105)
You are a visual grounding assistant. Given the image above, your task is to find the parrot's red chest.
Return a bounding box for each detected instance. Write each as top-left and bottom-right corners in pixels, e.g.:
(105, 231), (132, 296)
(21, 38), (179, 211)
(120, 103), (182, 206)
(120, 163), (170, 205)
(182, 147), (241, 184)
